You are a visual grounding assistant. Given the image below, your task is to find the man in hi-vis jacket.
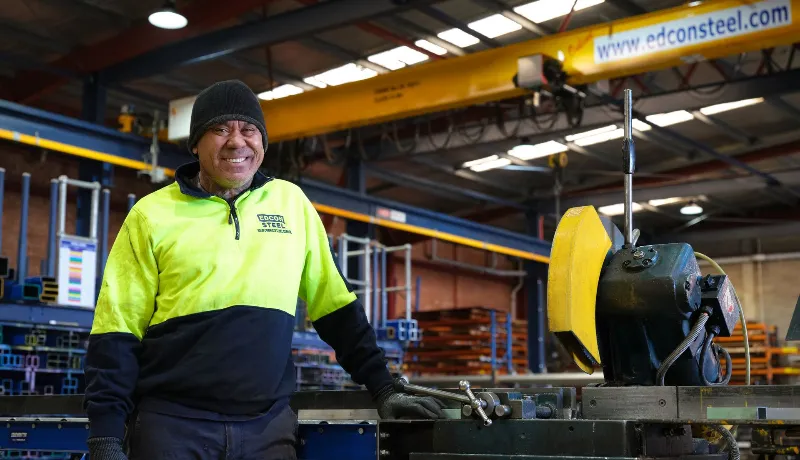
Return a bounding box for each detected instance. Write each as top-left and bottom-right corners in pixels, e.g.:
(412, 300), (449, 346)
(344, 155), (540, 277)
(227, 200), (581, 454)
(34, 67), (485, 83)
(84, 80), (444, 460)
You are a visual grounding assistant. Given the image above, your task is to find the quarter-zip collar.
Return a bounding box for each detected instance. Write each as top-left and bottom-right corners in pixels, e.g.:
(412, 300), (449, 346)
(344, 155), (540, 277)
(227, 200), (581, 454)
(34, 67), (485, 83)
(174, 161), (274, 241)
(174, 161), (274, 200)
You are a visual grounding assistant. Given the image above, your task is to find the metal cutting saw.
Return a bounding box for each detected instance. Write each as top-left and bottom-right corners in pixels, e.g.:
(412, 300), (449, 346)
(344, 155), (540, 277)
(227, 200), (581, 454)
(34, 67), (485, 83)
(547, 89), (743, 389)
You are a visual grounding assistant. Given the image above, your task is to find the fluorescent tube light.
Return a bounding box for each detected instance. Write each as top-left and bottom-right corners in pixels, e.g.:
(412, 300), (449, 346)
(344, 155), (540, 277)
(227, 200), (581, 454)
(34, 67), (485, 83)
(302, 77), (328, 89)
(468, 14), (523, 38)
(368, 46), (429, 70)
(574, 128), (624, 146)
(463, 155), (511, 172)
(509, 140), (568, 160)
(258, 84), (304, 101)
(699, 98), (764, 116)
(565, 125), (617, 142)
(632, 119), (652, 131)
(437, 28), (480, 47)
(414, 39), (448, 56)
(646, 110), (694, 127)
(514, 0), (605, 24)
(597, 202), (643, 216)
(307, 63), (378, 87)
(648, 197), (684, 207)
(471, 157), (511, 172)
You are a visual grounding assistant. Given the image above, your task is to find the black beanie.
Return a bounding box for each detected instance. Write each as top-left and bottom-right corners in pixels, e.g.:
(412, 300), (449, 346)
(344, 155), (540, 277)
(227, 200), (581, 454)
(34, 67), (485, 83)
(188, 80), (268, 153)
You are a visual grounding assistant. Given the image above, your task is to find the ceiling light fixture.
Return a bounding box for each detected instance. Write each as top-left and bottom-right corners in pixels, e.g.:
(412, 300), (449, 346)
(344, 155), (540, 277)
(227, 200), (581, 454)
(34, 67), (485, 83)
(565, 125), (618, 142)
(463, 155), (498, 168)
(306, 63), (377, 87)
(468, 14), (523, 38)
(645, 110), (695, 127)
(149, 0), (188, 29)
(699, 98), (764, 116)
(414, 39), (449, 56)
(648, 197), (685, 207)
(508, 140), (568, 160)
(471, 157), (511, 172)
(632, 119), (652, 131)
(680, 201), (704, 215)
(258, 84), (304, 101)
(463, 155), (511, 172)
(597, 202), (643, 216)
(303, 77), (328, 89)
(514, 0), (605, 24)
(573, 128), (624, 146)
(437, 28), (480, 47)
(368, 46), (429, 70)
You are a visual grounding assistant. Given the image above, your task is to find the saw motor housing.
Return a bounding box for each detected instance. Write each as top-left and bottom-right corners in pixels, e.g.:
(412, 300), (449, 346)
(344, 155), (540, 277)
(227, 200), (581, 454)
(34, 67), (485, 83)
(596, 242), (738, 386)
(547, 206), (742, 387)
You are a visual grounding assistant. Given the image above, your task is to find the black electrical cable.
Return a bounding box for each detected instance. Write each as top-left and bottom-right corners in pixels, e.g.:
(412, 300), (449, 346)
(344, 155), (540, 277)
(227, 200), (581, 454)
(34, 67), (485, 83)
(700, 331), (732, 386)
(657, 312), (710, 386)
(710, 424), (740, 460)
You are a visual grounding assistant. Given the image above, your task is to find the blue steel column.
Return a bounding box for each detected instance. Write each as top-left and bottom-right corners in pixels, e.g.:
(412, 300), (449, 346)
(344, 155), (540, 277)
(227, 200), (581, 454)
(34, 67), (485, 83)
(17, 173), (30, 283)
(506, 312), (513, 373)
(490, 310), (497, 373)
(99, 189), (110, 276)
(78, 72), (113, 237)
(525, 212), (547, 373)
(127, 194), (137, 213)
(46, 180), (58, 277)
(345, 158), (370, 282)
(0, 167), (4, 254)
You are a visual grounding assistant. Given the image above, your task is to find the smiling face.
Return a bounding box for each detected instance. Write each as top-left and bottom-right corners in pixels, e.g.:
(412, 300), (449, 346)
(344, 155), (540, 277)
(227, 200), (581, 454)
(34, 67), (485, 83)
(193, 120), (265, 191)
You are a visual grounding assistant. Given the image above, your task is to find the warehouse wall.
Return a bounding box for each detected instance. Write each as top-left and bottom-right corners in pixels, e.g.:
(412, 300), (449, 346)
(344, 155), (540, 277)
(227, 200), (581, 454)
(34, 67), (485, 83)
(319, 219), (524, 317)
(701, 257), (800, 342)
(391, 241), (521, 315)
(0, 144), (158, 276)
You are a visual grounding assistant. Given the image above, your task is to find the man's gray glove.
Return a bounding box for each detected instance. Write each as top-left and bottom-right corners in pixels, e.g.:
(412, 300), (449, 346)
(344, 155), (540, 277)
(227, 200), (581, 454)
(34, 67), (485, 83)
(376, 387), (447, 420)
(87, 437), (128, 460)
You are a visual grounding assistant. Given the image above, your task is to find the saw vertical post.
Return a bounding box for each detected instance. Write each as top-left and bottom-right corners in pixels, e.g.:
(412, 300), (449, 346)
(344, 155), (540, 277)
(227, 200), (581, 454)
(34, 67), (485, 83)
(622, 89), (635, 248)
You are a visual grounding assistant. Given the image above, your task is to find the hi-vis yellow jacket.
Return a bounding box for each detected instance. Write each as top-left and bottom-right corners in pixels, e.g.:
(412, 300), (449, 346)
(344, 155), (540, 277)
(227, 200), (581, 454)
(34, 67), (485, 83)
(83, 161), (392, 440)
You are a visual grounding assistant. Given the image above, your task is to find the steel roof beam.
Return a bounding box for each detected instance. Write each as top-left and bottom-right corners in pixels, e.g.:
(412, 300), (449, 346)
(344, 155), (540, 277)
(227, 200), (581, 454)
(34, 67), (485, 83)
(410, 156), (524, 195)
(559, 169), (800, 210)
(691, 111), (756, 145)
(417, 5), (503, 48)
(590, 88), (787, 188)
(606, 0), (648, 14)
(768, 96), (800, 122)
(0, 0), (284, 104)
(221, 56), (316, 91)
(48, 0), (129, 26)
(100, 0), (435, 83)
(365, 165), (529, 209)
(0, 52), (78, 79)
(655, 221), (800, 245)
(469, 0), (552, 36)
(237, 10), (392, 74)
(380, 16), (467, 56)
(0, 19), (71, 54)
(301, 38), (391, 74)
(149, 76), (207, 94)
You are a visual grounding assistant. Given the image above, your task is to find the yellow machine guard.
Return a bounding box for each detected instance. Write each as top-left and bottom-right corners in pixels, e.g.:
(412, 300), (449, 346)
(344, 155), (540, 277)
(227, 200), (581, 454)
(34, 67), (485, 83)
(547, 206), (611, 374)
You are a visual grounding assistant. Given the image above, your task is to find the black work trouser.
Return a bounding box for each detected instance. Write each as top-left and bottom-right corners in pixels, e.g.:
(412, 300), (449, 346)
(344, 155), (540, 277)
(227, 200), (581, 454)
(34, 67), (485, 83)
(127, 403), (298, 460)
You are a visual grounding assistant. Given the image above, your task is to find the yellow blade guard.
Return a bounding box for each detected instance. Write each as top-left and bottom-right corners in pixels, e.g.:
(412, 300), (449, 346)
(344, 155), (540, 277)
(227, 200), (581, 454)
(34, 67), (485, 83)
(547, 206), (611, 374)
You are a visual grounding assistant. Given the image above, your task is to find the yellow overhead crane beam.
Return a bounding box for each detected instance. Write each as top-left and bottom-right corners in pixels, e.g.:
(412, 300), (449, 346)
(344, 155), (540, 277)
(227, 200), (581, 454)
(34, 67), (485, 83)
(261, 0), (799, 142)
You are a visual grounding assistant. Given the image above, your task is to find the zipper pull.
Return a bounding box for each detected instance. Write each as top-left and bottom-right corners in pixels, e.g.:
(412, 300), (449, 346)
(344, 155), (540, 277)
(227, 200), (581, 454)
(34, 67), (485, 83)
(228, 210), (233, 225)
